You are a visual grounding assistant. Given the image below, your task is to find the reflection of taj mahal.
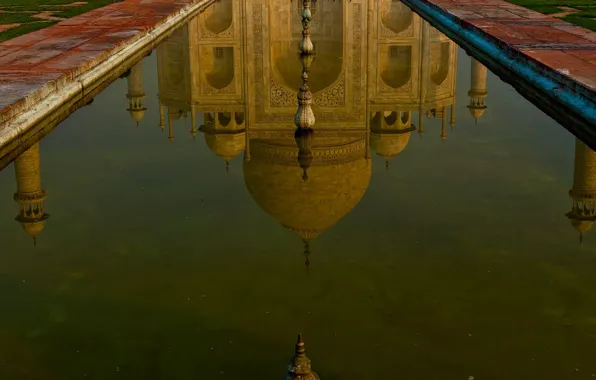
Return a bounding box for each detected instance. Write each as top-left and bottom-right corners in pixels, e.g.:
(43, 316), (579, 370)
(144, 0), (490, 261)
(12, 1), (594, 249)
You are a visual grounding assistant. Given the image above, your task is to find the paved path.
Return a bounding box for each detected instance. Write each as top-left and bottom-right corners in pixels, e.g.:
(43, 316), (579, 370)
(402, 0), (596, 140)
(0, 0), (212, 136)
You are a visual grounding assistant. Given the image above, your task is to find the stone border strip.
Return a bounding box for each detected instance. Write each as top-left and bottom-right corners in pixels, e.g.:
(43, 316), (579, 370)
(401, 0), (596, 144)
(0, 0), (214, 151)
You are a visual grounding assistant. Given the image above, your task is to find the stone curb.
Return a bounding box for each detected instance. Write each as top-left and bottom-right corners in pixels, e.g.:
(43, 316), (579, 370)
(0, 0), (214, 152)
(401, 0), (596, 145)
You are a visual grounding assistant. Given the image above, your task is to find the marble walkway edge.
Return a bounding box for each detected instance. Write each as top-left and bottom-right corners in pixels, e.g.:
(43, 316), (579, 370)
(401, 0), (596, 140)
(0, 0), (214, 150)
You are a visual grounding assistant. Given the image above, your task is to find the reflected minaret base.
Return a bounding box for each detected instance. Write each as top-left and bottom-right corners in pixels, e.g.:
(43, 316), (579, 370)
(468, 58), (488, 123)
(567, 138), (596, 243)
(126, 61), (147, 126)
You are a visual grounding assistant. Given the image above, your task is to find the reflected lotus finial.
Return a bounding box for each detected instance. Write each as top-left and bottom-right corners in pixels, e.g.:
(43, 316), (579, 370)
(295, 0), (316, 180)
(300, 0), (314, 54)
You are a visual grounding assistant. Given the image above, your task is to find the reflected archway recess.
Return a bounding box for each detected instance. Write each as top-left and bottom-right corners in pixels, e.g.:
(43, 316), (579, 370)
(204, 0), (233, 34)
(272, 0), (343, 93)
(274, 42), (343, 93)
(381, 0), (413, 34)
(381, 45), (411, 89)
(205, 47), (235, 90)
(430, 42), (451, 86)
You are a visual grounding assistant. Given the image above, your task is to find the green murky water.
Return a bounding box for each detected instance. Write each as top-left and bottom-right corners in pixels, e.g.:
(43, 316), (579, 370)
(1, 1), (596, 379)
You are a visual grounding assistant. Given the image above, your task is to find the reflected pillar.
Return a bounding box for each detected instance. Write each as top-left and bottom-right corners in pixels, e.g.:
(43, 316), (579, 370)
(468, 58), (488, 123)
(13, 143), (49, 244)
(126, 61), (147, 126)
(567, 138), (596, 243)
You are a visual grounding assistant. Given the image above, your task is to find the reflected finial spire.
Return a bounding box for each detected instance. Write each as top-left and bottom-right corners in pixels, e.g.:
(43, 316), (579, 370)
(299, 0), (314, 54)
(286, 334), (319, 379)
(295, 334), (306, 356)
(226, 160), (230, 173)
(295, 127), (314, 181)
(295, 1), (316, 180)
(159, 102), (165, 131)
(303, 240), (311, 271)
(450, 102), (456, 129)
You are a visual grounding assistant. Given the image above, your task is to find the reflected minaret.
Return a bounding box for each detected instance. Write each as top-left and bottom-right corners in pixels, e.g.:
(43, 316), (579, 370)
(468, 58), (488, 123)
(566, 138), (596, 243)
(126, 61), (146, 126)
(286, 334), (319, 380)
(13, 143), (49, 245)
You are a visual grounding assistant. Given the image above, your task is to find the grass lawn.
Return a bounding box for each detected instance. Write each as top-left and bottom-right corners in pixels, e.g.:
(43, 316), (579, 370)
(507, 0), (596, 31)
(0, 0), (122, 42)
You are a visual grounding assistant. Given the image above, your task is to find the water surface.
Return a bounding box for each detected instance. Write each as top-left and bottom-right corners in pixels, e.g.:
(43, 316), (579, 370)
(1, 1), (596, 379)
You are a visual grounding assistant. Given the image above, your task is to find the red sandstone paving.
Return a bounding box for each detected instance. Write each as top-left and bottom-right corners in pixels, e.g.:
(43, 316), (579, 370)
(0, 71), (62, 112)
(3, 0), (596, 127)
(0, 0), (211, 127)
(419, 0), (596, 97)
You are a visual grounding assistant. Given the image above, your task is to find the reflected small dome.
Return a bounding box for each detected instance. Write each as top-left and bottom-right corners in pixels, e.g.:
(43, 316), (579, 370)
(370, 132), (411, 160)
(468, 106), (486, 120)
(20, 219), (47, 237)
(129, 109), (145, 123)
(204, 132), (246, 162)
(570, 219), (594, 235)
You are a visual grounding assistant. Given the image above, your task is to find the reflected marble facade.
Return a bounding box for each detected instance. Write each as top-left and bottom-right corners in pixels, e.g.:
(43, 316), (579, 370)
(151, 0), (473, 260)
(5, 0), (595, 250)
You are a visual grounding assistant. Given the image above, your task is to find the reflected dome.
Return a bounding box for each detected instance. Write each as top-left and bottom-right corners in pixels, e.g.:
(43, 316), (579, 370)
(244, 137), (370, 240)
